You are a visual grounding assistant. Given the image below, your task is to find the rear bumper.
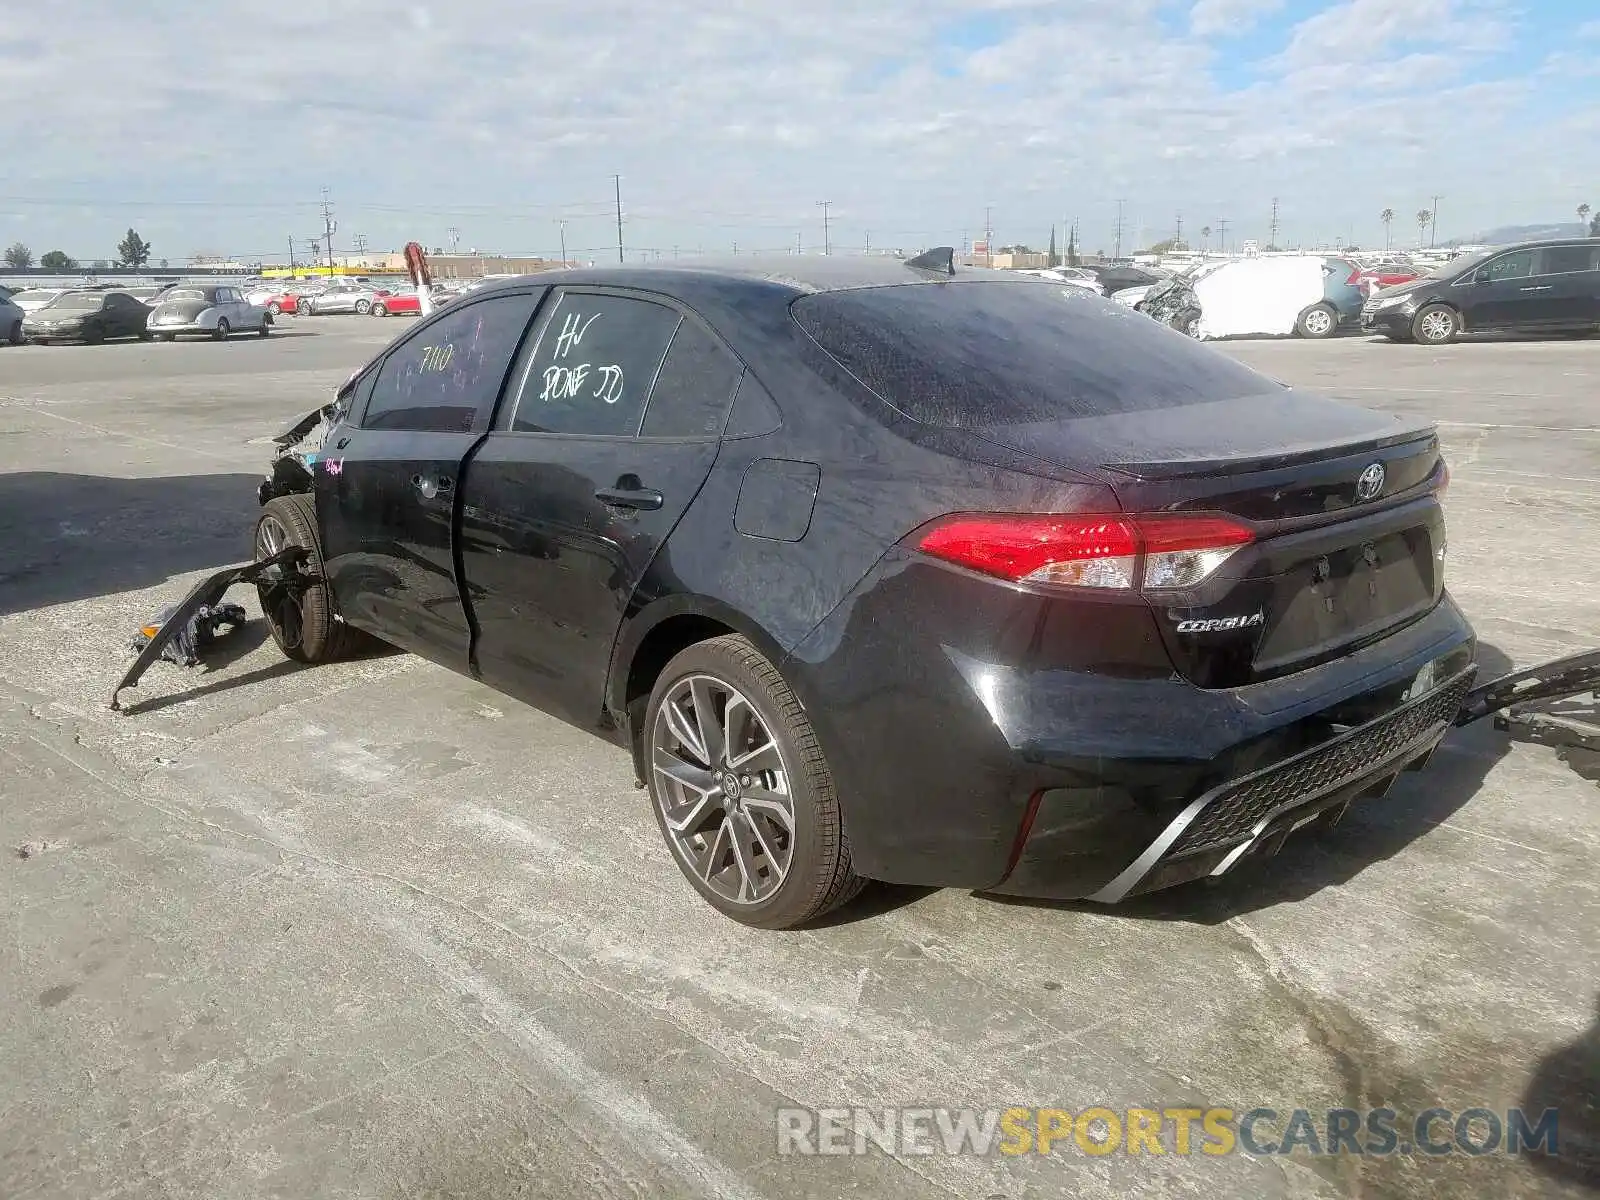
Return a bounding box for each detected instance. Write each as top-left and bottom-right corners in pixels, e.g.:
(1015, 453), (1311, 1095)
(784, 558), (1477, 900)
(1001, 660), (1474, 901)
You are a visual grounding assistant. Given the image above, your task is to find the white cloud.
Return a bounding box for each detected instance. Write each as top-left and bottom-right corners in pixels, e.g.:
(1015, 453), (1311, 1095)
(0, 0), (1591, 260)
(1189, 0), (1284, 37)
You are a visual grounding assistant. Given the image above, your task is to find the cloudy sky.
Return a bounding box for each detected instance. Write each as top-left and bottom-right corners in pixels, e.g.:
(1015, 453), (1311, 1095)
(3, 0), (1596, 264)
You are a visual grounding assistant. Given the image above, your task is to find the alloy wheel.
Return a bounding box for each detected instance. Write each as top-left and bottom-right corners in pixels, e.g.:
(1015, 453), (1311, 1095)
(255, 514), (304, 650)
(1418, 310), (1453, 342)
(1303, 309), (1333, 336)
(651, 673), (795, 905)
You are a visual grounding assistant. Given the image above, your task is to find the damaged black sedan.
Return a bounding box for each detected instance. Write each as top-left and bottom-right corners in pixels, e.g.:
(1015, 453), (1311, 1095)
(174, 253), (1485, 928)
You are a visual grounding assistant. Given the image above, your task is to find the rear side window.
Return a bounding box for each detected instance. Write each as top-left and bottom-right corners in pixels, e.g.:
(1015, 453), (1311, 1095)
(364, 294), (539, 433)
(792, 280), (1279, 426)
(510, 291), (680, 436)
(1537, 245), (1600, 275)
(639, 319), (745, 438)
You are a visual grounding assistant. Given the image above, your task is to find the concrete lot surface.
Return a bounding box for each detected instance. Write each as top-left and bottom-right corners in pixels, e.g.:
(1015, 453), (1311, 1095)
(1, 319), (1596, 1198)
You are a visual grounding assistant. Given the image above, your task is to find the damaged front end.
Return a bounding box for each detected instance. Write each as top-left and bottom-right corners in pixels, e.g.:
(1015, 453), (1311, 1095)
(259, 400), (338, 505)
(1137, 275), (1202, 337)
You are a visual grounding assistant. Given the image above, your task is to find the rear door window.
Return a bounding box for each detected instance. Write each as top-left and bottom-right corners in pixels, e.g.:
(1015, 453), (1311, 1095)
(508, 290), (681, 436)
(363, 293), (541, 433)
(791, 279), (1280, 426)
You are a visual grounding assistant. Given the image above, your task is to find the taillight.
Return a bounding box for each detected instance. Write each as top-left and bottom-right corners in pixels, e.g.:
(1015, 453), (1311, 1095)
(1437, 459), (1450, 493)
(913, 513), (1255, 591)
(1346, 266), (1364, 286)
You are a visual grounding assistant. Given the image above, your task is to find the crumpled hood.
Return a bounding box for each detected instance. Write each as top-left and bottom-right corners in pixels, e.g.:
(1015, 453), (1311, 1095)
(153, 300), (213, 320)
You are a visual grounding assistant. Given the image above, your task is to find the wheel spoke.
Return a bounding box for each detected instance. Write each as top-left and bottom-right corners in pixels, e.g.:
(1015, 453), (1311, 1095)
(741, 786), (793, 830)
(738, 809), (786, 886)
(664, 696), (708, 765)
(652, 746), (717, 795)
(727, 815), (759, 901)
(699, 818), (731, 884)
(689, 677), (725, 765)
(728, 738), (781, 773)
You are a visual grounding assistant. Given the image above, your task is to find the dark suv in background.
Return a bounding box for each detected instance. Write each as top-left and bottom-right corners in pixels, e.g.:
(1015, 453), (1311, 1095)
(1362, 239), (1600, 344)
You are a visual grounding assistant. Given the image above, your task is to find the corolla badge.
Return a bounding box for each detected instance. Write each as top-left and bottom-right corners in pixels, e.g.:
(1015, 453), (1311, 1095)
(1355, 462), (1385, 501)
(1175, 612), (1263, 634)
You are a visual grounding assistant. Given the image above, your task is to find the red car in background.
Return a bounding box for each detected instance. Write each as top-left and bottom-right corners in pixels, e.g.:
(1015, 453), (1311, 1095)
(1357, 263), (1422, 295)
(370, 289), (421, 316)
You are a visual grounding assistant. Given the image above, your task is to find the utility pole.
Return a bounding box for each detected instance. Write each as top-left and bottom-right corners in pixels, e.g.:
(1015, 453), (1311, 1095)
(287, 235), (296, 270)
(557, 219), (567, 266)
(1175, 213), (1183, 249)
(1216, 218), (1230, 254)
(984, 206), (994, 265)
(1269, 198), (1280, 248)
(319, 187), (337, 270)
(353, 233), (367, 265)
(796, 231), (802, 255)
(1430, 194), (1441, 247)
(613, 174), (624, 264)
(864, 231), (871, 255)
(817, 200), (832, 255)
(1113, 199), (1128, 260)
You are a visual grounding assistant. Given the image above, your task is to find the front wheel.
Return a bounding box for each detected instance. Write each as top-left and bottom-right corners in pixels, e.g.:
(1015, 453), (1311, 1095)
(354, 299), (371, 315)
(254, 494), (363, 663)
(644, 634), (865, 929)
(1413, 304), (1459, 345)
(1296, 303), (1338, 339)
(266, 301), (282, 316)
(213, 318), (230, 341)
(372, 303), (388, 317)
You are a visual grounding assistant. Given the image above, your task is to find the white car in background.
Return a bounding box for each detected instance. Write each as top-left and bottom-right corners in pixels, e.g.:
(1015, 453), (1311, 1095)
(11, 288), (71, 312)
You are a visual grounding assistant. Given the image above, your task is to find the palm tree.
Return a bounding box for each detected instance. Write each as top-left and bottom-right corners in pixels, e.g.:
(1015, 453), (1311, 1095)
(1416, 209), (1431, 249)
(1580, 203), (1592, 231)
(1380, 208), (1394, 250)
(1200, 225), (1212, 254)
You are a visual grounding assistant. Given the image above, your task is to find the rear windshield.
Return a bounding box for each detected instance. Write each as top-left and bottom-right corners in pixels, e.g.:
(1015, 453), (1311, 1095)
(791, 280), (1279, 426)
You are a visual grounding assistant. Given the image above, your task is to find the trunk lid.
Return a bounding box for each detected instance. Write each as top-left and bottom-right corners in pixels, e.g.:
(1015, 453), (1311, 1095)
(975, 391), (1448, 688)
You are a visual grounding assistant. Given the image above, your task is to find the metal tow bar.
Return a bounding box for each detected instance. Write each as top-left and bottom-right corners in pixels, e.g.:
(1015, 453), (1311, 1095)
(1454, 648), (1600, 752)
(109, 546), (311, 712)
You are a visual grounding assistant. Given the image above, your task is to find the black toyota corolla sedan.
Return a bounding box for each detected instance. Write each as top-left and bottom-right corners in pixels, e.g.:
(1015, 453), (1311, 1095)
(251, 250), (1475, 928)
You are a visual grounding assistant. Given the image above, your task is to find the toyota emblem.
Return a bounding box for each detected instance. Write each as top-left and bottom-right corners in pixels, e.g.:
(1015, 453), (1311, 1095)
(1355, 462), (1385, 502)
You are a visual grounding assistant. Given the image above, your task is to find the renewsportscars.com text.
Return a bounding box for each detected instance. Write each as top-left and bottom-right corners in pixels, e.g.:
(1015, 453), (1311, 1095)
(776, 1105), (1561, 1159)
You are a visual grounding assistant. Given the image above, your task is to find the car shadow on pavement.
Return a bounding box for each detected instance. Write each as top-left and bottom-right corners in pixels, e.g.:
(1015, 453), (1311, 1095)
(1520, 994), (1600, 1189)
(963, 641), (1521, 927)
(0, 471), (264, 616)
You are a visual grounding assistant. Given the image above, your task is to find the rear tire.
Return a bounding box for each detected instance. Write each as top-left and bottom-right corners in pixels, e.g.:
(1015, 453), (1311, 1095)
(267, 301), (282, 316)
(644, 634), (866, 929)
(6, 321), (21, 345)
(213, 318), (230, 341)
(254, 494), (363, 663)
(1412, 304), (1459, 345)
(1296, 303), (1338, 339)
(258, 316), (271, 337)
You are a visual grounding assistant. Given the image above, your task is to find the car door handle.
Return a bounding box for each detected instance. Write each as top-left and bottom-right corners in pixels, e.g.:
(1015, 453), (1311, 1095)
(411, 473), (454, 499)
(1519, 285), (1552, 292)
(595, 485), (664, 511)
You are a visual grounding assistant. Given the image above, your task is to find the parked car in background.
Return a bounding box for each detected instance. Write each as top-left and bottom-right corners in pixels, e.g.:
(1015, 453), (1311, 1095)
(146, 284), (272, 340)
(11, 288), (71, 312)
(303, 284), (382, 315)
(1081, 264), (1167, 294)
(249, 253), (1471, 929)
(1362, 240), (1600, 344)
(1357, 261), (1422, 294)
(21, 291), (151, 343)
(1138, 256), (1356, 340)
(371, 286), (422, 316)
(1, 290), (24, 344)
